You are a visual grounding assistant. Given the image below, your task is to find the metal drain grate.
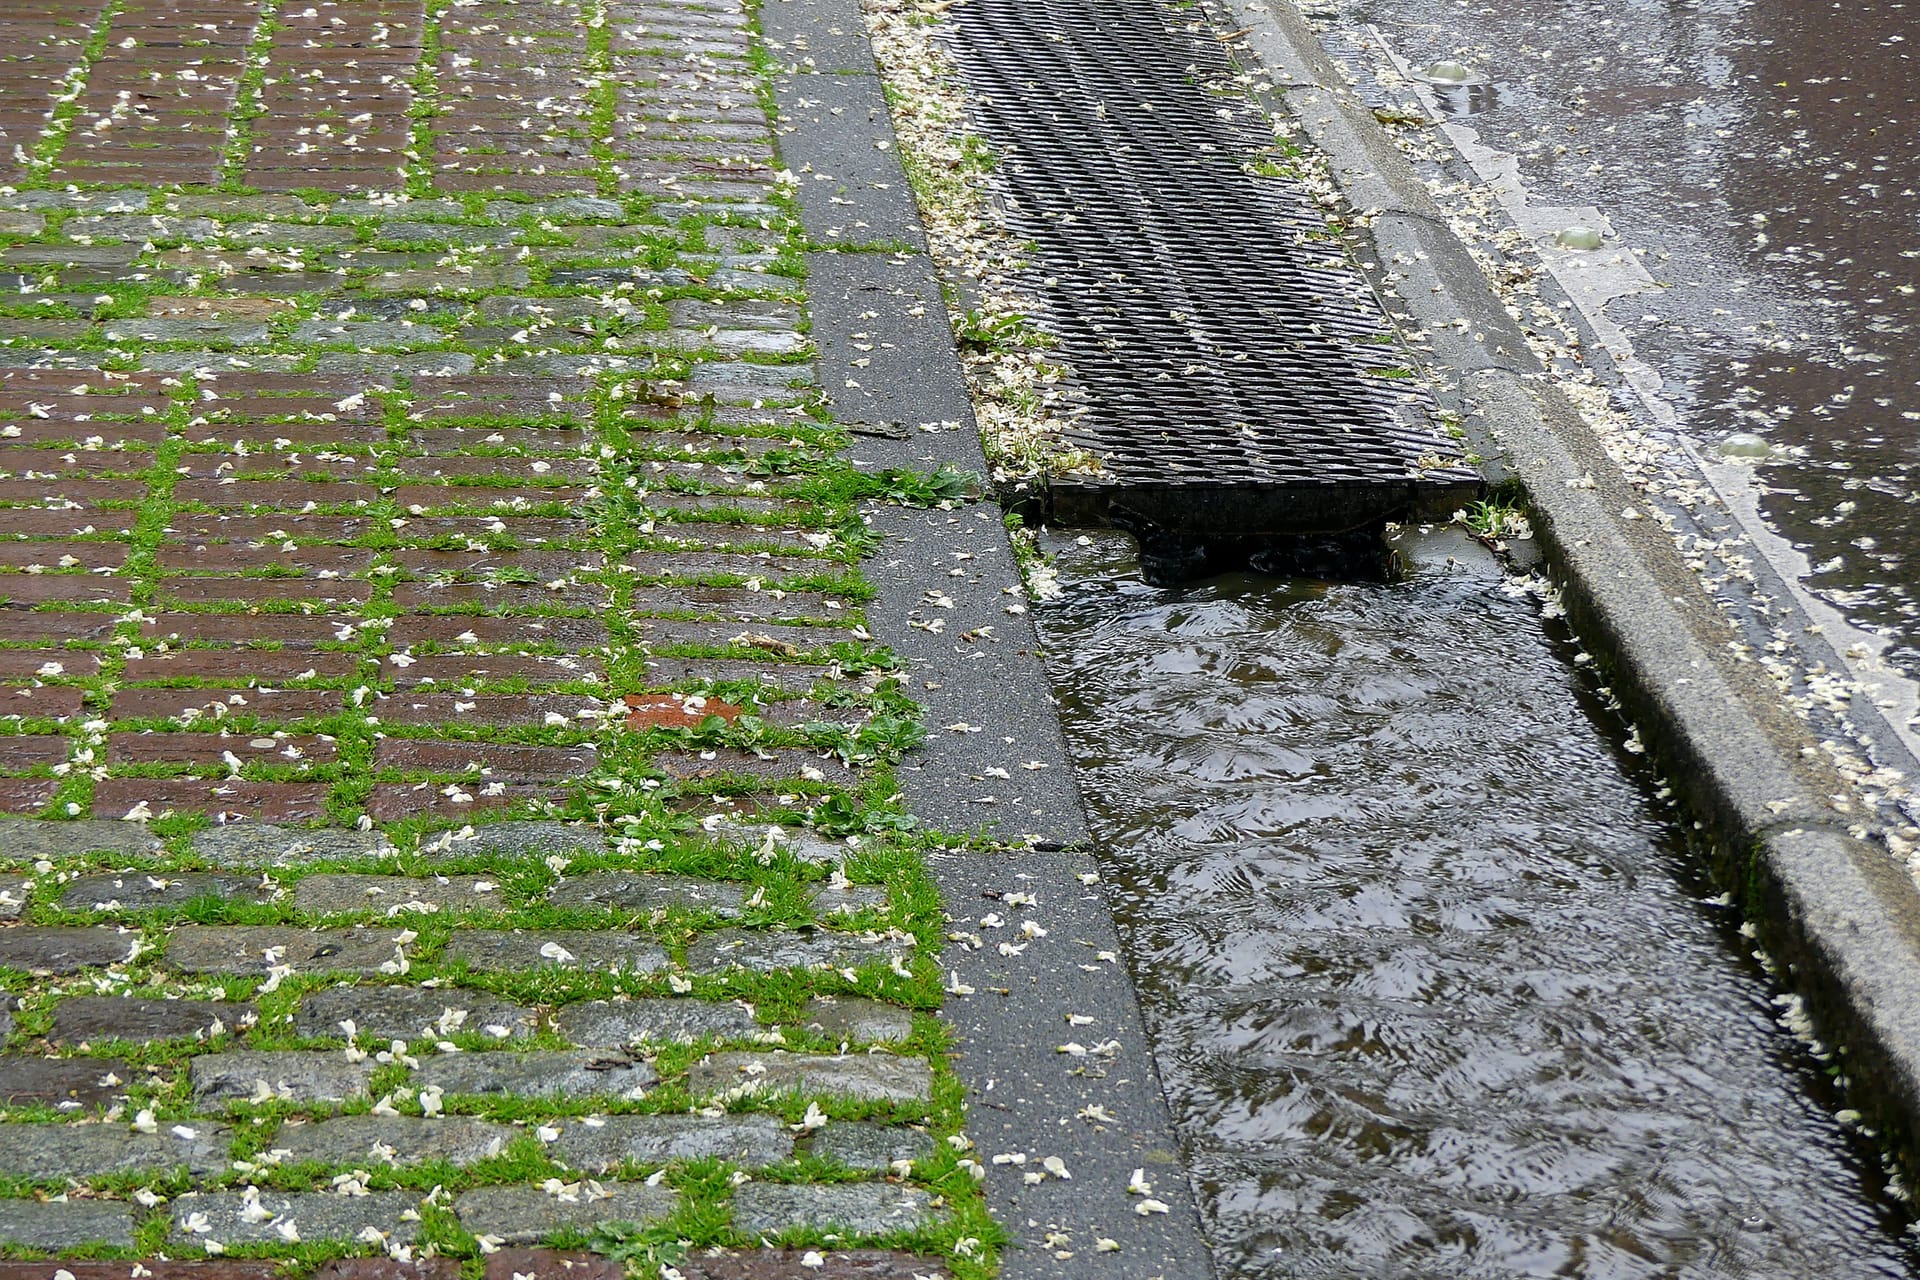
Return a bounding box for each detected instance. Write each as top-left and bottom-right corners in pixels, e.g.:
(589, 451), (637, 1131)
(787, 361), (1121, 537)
(950, 0), (1479, 534)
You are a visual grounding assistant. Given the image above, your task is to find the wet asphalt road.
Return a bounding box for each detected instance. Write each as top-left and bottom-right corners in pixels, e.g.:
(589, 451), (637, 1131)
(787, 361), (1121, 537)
(1332, 0), (1920, 677)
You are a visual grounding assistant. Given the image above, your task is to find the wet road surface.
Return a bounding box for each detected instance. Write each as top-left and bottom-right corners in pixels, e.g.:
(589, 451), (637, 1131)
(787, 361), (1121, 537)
(1330, 0), (1920, 686)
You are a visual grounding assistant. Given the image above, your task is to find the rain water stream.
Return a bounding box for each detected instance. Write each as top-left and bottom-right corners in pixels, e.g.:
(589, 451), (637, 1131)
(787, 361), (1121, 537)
(1036, 528), (1920, 1278)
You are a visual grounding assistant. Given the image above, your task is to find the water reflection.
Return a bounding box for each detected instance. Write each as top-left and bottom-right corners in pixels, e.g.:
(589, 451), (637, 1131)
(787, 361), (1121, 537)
(1038, 529), (1920, 1277)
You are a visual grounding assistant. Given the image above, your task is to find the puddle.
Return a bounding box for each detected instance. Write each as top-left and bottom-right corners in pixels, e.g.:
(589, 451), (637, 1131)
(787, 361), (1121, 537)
(1036, 527), (1920, 1277)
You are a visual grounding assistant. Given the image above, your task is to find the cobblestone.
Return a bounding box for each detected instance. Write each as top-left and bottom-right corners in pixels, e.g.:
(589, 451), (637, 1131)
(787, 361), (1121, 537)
(452, 1184), (678, 1243)
(730, 1183), (937, 1236)
(0, 818), (161, 858)
(0, 1119), (231, 1179)
(547, 872), (746, 915)
(412, 1050), (657, 1100)
(192, 824), (397, 865)
(687, 1052), (933, 1104)
(171, 1190), (421, 1246)
(799, 997), (917, 1045)
(0, 1057), (131, 1109)
(0, 0), (963, 1258)
(269, 1115), (515, 1168)
(295, 986), (538, 1042)
(0, 1200), (135, 1249)
(685, 929), (900, 974)
(802, 1123), (938, 1172)
(51, 996), (255, 1045)
(61, 873), (267, 912)
(547, 1113), (792, 1170)
(445, 930), (669, 975)
(554, 997), (761, 1046)
(189, 1051), (375, 1106)
(0, 927), (139, 974)
(166, 927), (416, 976)
(294, 874), (511, 916)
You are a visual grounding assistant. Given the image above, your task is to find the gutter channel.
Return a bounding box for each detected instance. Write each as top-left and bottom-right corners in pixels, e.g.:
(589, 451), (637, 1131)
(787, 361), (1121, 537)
(1220, 0), (1920, 1179)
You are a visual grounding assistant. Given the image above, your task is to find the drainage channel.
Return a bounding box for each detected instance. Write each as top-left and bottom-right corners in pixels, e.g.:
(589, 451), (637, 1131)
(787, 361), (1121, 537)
(938, 0), (1920, 1268)
(1034, 529), (1920, 1277)
(949, 0), (1477, 542)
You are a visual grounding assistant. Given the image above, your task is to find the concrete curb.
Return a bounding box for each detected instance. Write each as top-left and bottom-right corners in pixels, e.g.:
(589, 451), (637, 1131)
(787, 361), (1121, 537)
(1228, 0), (1920, 1172)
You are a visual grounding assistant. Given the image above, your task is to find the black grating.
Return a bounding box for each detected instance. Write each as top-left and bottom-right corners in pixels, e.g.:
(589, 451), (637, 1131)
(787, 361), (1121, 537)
(950, 0), (1477, 532)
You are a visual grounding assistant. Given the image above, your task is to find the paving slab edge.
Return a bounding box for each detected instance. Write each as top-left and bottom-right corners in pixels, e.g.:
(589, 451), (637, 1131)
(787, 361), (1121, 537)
(1226, 0), (1920, 1176)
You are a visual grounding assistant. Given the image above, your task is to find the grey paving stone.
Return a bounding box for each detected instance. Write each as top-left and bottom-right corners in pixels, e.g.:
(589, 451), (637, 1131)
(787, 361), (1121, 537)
(269, 1115), (514, 1168)
(445, 930), (668, 975)
(295, 986), (539, 1042)
(685, 928), (894, 974)
(548, 1113), (792, 1170)
(0, 1056), (130, 1108)
(801, 1122), (935, 1172)
(0, 874), (26, 920)
(166, 926), (415, 975)
(315, 352), (475, 378)
(0, 1198), (135, 1247)
(811, 883), (889, 916)
(0, 927), (139, 974)
(418, 821), (608, 859)
(333, 198), (465, 220)
(223, 222), (359, 247)
(452, 1183), (677, 1243)
(191, 824), (394, 865)
(170, 194), (314, 217)
(60, 873), (265, 912)
(190, 1051), (375, 1106)
(0, 818), (161, 858)
(798, 996), (915, 1045)
(51, 996), (255, 1044)
(295, 874), (511, 916)
(171, 1190), (420, 1245)
(730, 1182), (935, 1236)
(292, 319), (449, 349)
(102, 318), (271, 344)
(687, 1052), (932, 1104)
(412, 1050), (657, 1100)
(67, 215), (218, 242)
(485, 198), (626, 222)
(661, 327), (807, 357)
(547, 873), (745, 914)
(0, 1119), (231, 1178)
(555, 997), (760, 1047)
(712, 824), (850, 865)
(363, 265), (530, 294)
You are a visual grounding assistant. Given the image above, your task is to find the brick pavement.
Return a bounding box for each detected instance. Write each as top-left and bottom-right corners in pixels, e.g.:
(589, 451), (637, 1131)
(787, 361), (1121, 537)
(0, 1), (976, 1276)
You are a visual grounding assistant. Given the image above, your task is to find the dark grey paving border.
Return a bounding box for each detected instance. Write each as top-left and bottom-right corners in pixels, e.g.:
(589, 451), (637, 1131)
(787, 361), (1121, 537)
(934, 848), (1216, 1280)
(770, 3), (1216, 1274)
(1223, 0), (1920, 1177)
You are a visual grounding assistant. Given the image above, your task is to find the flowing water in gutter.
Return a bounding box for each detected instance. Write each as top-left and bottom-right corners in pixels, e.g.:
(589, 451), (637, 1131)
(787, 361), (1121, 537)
(1035, 527), (1920, 1278)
